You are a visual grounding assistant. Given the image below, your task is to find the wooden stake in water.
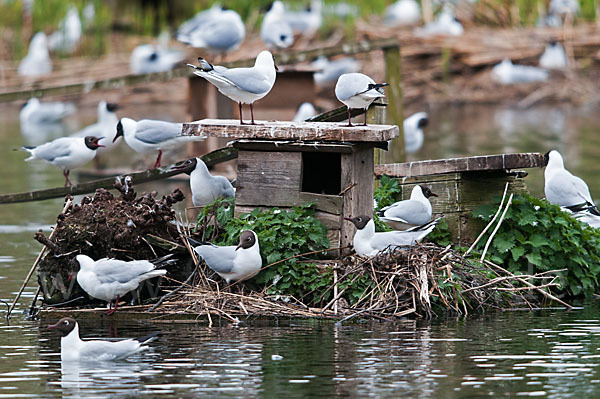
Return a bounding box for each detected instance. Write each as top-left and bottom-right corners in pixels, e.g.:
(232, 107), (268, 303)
(7, 198), (72, 319)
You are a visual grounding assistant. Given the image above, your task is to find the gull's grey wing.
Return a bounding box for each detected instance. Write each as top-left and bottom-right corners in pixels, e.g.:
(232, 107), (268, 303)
(547, 170), (594, 205)
(194, 244), (237, 274)
(215, 67), (272, 95)
(194, 20), (242, 50)
(33, 137), (73, 161)
(382, 200), (429, 225)
(215, 176), (235, 198)
(93, 259), (155, 284)
(335, 75), (370, 101)
(134, 120), (184, 145)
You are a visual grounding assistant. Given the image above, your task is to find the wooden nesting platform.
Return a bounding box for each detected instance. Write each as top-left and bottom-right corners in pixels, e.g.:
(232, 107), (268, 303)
(183, 120), (399, 255)
(375, 153), (546, 244)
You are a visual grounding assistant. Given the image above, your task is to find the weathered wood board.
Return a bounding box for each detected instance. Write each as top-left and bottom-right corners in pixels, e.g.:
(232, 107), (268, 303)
(375, 152), (545, 178)
(182, 120), (399, 143)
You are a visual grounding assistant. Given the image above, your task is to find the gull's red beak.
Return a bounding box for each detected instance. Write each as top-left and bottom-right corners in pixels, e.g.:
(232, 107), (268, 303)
(93, 137), (105, 148)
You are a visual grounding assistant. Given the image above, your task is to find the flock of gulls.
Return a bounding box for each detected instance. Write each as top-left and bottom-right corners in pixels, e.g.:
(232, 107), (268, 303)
(12, 1), (592, 361)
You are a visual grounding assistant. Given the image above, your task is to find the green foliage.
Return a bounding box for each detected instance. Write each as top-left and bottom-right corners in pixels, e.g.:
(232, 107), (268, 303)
(472, 193), (600, 297)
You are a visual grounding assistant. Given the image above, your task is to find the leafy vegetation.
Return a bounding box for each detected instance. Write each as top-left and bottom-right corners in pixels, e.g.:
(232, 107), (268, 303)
(472, 193), (600, 297)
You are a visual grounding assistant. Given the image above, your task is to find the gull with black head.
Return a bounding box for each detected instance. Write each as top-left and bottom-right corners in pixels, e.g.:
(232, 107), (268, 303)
(172, 157), (235, 207)
(48, 317), (158, 362)
(345, 215), (440, 257)
(188, 230), (262, 284)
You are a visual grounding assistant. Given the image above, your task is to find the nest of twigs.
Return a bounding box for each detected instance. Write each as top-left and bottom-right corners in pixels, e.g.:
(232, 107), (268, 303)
(148, 243), (567, 324)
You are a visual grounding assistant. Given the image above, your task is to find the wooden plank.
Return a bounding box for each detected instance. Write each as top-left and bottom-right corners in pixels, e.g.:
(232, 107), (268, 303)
(232, 140), (355, 153)
(340, 146), (375, 254)
(298, 193), (343, 215)
(182, 119), (399, 143)
(0, 147), (238, 205)
(374, 153), (545, 177)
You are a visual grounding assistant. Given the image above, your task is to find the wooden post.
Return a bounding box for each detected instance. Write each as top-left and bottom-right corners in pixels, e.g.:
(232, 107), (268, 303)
(383, 45), (405, 164)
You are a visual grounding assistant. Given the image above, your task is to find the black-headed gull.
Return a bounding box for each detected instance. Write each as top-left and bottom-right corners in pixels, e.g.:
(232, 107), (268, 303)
(187, 50), (278, 125)
(18, 32), (52, 77)
(539, 40), (568, 70)
(293, 102), (317, 122)
(285, 0), (323, 35)
(48, 6), (82, 53)
(74, 254), (174, 315)
(22, 136), (104, 186)
(544, 150), (599, 214)
(114, 117), (202, 168)
(130, 44), (184, 74)
(177, 8), (245, 54)
(403, 112), (429, 153)
(20, 97), (75, 125)
(378, 185), (438, 230)
(189, 230), (262, 284)
(384, 0), (421, 26)
(261, 1), (294, 49)
(171, 157), (234, 207)
(71, 101), (120, 154)
(345, 215), (440, 257)
(335, 73), (388, 127)
(48, 317), (158, 362)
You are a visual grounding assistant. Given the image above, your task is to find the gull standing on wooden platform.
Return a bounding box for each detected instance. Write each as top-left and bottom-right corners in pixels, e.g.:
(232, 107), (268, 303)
(172, 157), (235, 207)
(345, 215), (441, 257)
(18, 32), (52, 77)
(48, 317), (158, 361)
(335, 73), (388, 127)
(188, 231), (262, 284)
(544, 150), (599, 214)
(403, 112), (429, 153)
(187, 51), (278, 125)
(114, 118), (203, 168)
(21, 136), (104, 186)
(74, 254), (174, 315)
(378, 185), (438, 230)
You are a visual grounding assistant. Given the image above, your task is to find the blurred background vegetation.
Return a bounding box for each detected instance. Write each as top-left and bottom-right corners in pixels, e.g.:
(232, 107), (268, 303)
(0, 0), (597, 61)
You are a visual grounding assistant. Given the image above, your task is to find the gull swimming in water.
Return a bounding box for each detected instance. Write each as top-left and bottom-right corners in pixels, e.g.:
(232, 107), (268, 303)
(335, 73), (388, 127)
(378, 185), (438, 230)
(48, 317), (159, 362)
(345, 215), (441, 257)
(403, 112), (429, 153)
(172, 157), (235, 207)
(187, 50), (278, 125)
(189, 230), (262, 284)
(22, 136), (103, 186)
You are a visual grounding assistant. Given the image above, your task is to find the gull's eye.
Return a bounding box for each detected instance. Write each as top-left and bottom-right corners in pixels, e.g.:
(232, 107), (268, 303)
(64, 320), (69, 325)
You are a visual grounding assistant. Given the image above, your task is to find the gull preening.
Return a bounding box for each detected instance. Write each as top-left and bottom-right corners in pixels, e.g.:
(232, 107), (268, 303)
(261, 1), (294, 49)
(335, 73), (388, 127)
(345, 215), (441, 257)
(177, 7), (245, 54)
(48, 317), (158, 362)
(114, 117), (202, 168)
(378, 185), (438, 230)
(544, 150), (599, 214)
(18, 32), (52, 77)
(74, 254), (174, 315)
(187, 50), (278, 125)
(71, 101), (120, 154)
(384, 0), (421, 26)
(20, 98), (75, 125)
(130, 44), (184, 74)
(22, 136), (104, 186)
(172, 157), (235, 207)
(539, 40), (568, 70)
(403, 112), (429, 153)
(189, 230), (262, 284)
